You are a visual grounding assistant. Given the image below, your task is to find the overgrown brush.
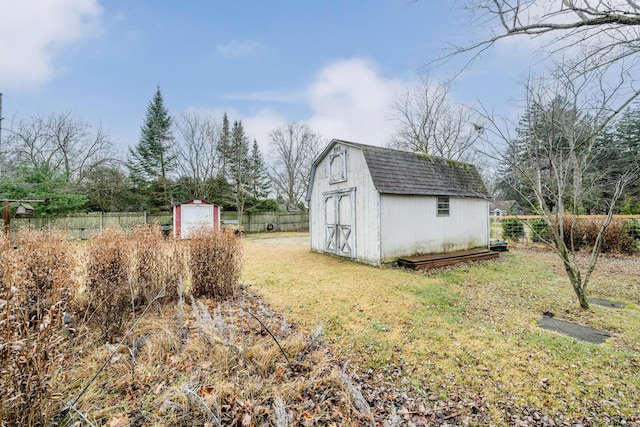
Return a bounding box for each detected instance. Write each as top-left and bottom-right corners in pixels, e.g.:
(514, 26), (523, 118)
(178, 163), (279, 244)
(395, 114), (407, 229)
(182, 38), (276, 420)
(130, 224), (178, 305)
(188, 228), (242, 299)
(561, 215), (635, 254)
(0, 228), (75, 426)
(163, 238), (188, 302)
(85, 226), (131, 339)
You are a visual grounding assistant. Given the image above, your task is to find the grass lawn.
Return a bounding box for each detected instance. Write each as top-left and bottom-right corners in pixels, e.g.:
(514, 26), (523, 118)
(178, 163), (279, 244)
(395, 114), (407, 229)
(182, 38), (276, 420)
(242, 232), (640, 423)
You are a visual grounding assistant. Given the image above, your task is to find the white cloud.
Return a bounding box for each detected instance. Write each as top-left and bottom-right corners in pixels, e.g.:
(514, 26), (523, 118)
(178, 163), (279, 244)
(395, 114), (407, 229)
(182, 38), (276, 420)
(304, 58), (405, 146)
(186, 58), (407, 158)
(215, 58), (406, 152)
(242, 108), (288, 152)
(217, 39), (266, 59)
(0, 0), (103, 88)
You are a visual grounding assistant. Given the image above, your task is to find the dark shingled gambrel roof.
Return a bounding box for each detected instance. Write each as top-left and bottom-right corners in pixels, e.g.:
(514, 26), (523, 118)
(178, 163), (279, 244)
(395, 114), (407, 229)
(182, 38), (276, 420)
(313, 140), (488, 198)
(361, 143), (487, 197)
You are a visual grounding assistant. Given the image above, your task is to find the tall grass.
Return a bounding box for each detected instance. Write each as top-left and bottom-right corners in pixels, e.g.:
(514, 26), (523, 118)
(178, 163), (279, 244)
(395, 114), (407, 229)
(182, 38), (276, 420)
(0, 228), (75, 426)
(85, 226), (131, 339)
(130, 224), (183, 305)
(0, 225), (248, 424)
(188, 228), (242, 299)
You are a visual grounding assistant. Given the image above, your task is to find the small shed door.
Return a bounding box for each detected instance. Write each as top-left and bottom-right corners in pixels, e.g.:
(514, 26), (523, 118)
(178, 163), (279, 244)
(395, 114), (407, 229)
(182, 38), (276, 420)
(181, 203), (214, 238)
(323, 189), (355, 258)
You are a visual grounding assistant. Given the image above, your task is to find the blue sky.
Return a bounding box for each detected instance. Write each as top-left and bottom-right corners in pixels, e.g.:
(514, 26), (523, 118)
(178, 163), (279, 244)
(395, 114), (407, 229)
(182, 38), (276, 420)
(0, 0), (534, 158)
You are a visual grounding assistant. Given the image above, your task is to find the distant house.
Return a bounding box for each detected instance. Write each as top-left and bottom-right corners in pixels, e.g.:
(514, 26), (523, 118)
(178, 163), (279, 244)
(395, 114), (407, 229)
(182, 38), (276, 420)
(489, 200), (520, 216)
(173, 199), (220, 239)
(306, 139), (490, 265)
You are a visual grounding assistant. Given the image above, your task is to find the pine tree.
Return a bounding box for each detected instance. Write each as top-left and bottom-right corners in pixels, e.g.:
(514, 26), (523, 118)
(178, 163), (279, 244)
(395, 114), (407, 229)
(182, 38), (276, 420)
(594, 107), (640, 210)
(248, 139), (271, 200)
(217, 113), (232, 178)
(127, 86), (175, 210)
(227, 120), (252, 225)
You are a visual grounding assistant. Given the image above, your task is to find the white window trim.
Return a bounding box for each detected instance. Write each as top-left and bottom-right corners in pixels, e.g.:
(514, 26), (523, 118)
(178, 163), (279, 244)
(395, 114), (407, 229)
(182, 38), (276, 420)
(329, 147), (347, 184)
(437, 196), (450, 217)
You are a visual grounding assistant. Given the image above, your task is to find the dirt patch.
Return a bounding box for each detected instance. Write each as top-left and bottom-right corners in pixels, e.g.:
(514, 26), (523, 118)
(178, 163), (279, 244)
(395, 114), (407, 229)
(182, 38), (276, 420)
(537, 316), (612, 344)
(249, 233), (309, 246)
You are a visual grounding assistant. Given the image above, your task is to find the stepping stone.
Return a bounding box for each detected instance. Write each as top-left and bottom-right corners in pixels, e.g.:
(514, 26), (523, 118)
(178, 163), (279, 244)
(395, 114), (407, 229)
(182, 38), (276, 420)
(588, 297), (624, 308)
(537, 316), (611, 344)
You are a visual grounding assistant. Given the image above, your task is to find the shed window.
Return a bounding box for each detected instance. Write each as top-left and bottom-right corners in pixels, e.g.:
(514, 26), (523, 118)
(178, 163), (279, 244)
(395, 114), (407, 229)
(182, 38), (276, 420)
(329, 147), (347, 184)
(437, 196), (450, 216)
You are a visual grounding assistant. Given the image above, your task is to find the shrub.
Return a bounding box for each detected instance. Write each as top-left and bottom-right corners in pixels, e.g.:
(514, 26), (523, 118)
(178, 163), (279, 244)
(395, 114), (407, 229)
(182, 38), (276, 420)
(627, 219), (640, 241)
(85, 227), (131, 339)
(0, 228), (74, 425)
(188, 228), (242, 299)
(529, 218), (549, 243)
(601, 219), (635, 255)
(561, 215), (589, 250)
(130, 224), (168, 305)
(502, 218), (525, 241)
(558, 215), (635, 254)
(163, 240), (188, 301)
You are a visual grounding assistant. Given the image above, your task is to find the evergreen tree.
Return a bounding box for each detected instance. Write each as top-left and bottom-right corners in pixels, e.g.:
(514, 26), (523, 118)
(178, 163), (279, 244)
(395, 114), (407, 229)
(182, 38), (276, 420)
(227, 120), (252, 225)
(496, 96), (593, 213)
(217, 113), (232, 178)
(0, 164), (87, 215)
(248, 139), (271, 200)
(611, 107), (640, 202)
(590, 106), (640, 213)
(127, 86), (175, 210)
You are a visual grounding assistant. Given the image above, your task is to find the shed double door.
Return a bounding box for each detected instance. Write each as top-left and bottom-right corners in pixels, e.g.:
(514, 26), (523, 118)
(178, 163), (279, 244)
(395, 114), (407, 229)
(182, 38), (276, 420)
(324, 189), (355, 258)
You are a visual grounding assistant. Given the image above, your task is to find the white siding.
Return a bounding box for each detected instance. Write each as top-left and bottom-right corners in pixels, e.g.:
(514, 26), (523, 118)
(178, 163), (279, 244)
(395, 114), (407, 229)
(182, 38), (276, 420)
(310, 141), (490, 265)
(309, 143), (381, 264)
(379, 195), (489, 262)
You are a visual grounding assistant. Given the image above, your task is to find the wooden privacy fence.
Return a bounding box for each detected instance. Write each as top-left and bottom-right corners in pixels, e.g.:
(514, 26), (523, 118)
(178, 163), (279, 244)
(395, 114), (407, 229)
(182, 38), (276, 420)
(225, 211), (309, 233)
(9, 211), (309, 239)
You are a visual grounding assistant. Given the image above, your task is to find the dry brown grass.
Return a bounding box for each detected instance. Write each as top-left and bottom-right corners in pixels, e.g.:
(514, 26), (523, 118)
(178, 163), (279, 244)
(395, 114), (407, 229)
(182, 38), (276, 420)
(55, 292), (376, 426)
(187, 228), (242, 300)
(0, 228), (76, 425)
(4, 228), (385, 426)
(84, 226), (132, 339)
(242, 232), (640, 424)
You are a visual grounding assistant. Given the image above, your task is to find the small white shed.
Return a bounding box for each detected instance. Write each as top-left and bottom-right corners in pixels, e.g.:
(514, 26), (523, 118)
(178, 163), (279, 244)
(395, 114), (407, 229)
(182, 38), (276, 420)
(173, 199), (220, 239)
(307, 139), (490, 265)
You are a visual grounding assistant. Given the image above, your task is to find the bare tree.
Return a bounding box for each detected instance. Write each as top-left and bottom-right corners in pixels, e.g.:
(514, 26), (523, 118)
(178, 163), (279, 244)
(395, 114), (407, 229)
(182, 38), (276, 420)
(269, 123), (322, 211)
(455, 1), (640, 105)
(479, 64), (640, 309)
(446, 1), (640, 309)
(173, 112), (221, 200)
(5, 112), (113, 184)
(390, 75), (482, 162)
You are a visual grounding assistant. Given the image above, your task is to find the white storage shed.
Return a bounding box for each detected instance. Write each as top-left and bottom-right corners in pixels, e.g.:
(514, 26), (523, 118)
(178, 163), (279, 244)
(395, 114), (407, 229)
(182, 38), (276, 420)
(306, 139), (490, 265)
(173, 199), (220, 239)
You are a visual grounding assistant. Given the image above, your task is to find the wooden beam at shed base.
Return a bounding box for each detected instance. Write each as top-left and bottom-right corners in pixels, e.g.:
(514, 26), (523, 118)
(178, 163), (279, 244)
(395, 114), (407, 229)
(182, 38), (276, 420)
(397, 248), (499, 270)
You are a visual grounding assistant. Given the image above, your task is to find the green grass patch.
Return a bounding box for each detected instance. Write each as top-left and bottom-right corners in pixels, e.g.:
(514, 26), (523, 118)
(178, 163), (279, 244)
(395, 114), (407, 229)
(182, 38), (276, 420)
(242, 234), (640, 422)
